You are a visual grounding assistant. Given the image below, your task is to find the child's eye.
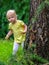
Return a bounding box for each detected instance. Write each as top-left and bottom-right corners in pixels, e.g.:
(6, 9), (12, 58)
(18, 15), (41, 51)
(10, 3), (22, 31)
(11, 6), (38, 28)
(8, 18), (10, 19)
(11, 16), (14, 18)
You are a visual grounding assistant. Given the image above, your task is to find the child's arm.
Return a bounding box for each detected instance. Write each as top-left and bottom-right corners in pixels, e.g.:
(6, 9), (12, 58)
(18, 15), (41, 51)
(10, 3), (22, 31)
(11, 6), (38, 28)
(5, 30), (13, 40)
(22, 24), (27, 34)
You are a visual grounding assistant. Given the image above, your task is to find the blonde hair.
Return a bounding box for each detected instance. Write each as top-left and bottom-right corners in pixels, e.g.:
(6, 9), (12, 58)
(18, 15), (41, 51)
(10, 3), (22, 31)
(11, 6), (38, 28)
(6, 10), (16, 16)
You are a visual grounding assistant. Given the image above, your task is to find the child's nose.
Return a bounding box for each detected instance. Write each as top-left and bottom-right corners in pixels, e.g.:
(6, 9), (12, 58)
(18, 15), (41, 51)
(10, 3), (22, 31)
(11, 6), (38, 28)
(10, 18), (13, 21)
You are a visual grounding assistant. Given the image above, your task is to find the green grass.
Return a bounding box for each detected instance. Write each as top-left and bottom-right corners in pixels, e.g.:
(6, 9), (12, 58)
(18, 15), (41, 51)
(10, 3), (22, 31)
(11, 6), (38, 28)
(0, 39), (13, 64)
(0, 39), (25, 65)
(0, 39), (49, 65)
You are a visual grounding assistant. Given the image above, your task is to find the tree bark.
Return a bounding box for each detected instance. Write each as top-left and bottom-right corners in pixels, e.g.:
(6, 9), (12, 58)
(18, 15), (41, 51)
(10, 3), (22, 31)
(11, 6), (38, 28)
(25, 0), (49, 60)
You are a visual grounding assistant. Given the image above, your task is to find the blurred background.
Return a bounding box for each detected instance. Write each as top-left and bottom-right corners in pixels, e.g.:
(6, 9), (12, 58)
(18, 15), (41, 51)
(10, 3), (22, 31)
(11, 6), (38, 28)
(0, 0), (30, 38)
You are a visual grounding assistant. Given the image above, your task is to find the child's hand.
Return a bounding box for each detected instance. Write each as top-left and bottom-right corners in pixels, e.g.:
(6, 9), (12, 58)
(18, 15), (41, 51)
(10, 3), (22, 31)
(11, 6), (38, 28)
(5, 30), (13, 40)
(21, 31), (26, 34)
(5, 37), (8, 40)
(5, 35), (9, 40)
(21, 24), (27, 34)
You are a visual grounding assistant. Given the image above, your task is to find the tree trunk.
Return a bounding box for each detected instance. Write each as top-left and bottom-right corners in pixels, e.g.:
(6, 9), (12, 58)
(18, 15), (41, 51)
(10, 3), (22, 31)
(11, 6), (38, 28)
(36, 7), (49, 60)
(25, 0), (49, 60)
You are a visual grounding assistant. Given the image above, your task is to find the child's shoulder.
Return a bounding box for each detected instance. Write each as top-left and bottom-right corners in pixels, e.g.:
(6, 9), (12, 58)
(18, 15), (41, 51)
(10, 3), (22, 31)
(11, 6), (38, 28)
(17, 20), (24, 23)
(9, 23), (12, 26)
(8, 23), (12, 29)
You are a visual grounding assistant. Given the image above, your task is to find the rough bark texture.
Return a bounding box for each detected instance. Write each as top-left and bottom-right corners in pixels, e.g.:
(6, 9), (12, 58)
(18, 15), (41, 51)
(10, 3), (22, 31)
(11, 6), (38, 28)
(25, 0), (49, 60)
(36, 7), (49, 60)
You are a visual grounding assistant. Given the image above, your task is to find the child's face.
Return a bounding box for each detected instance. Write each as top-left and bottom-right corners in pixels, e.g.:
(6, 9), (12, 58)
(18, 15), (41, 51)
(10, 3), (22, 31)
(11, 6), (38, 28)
(7, 12), (17, 24)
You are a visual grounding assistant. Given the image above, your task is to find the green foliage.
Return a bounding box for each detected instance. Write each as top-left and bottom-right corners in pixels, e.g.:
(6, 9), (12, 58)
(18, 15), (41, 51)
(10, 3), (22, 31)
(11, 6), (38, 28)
(0, 39), (13, 64)
(32, 0), (49, 23)
(0, 39), (49, 65)
(31, 53), (49, 63)
(0, 61), (5, 65)
(35, 2), (45, 18)
(32, 1), (45, 23)
(45, 0), (49, 6)
(0, 0), (30, 38)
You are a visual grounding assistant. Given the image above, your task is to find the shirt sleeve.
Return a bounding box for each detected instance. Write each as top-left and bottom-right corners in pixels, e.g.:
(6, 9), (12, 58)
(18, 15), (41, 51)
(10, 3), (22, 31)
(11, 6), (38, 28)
(19, 20), (25, 32)
(20, 20), (25, 26)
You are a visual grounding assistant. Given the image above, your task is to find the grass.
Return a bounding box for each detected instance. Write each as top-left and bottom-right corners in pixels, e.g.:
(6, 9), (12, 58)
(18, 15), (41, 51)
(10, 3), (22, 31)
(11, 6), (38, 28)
(0, 39), (25, 65)
(0, 39), (49, 65)
(0, 39), (13, 64)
